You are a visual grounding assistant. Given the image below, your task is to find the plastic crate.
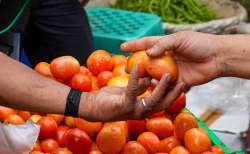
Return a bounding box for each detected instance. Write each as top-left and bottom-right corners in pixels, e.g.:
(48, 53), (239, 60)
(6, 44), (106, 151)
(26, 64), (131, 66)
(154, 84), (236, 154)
(86, 7), (164, 55)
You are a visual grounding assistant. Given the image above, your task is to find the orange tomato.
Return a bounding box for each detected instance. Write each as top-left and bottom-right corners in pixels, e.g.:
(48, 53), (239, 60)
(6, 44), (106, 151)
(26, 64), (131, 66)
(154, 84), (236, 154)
(184, 128), (212, 154)
(96, 124), (126, 154)
(90, 75), (100, 91)
(97, 71), (114, 87)
(127, 120), (146, 137)
(30, 114), (42, 123)
(80, 66), (92, 76)
(47, 114), (64, 125)
(18, 110), (31, 121)
(127, 51), (148, 77)
(0, 106), (16, 121)
(90, 143), (103, 154)
(170, 146), (190, 154)
(157, 136), (181, 153)
(64, 116), (76, 128)
(50, 56), (80, 81)
(123, 141), (148, 154)
(31, 141), (41, 152)
(146, 117), (174, 139)
(112, 64), (129, 77)
(137, 132), (160, 154)
(87, 50), (112, 75)
(4, 114), (25, 125)
(70, 73), (92, 92)
(211, 146), (224, 154)
(55, 126), (69, 147)
(155, 153), (168, 154)
(75, 118), (103, 137)
(138, 88), (152, 98)
(91, 143), (101, 151)
(52, 148), (73, 154)
(104, 121), (129, 138)
(34, 62), (54, 78)
(30, 151), (45, 154)
(174, 112), (198, 141)
(111, 55), (127, 69)
(201, 152), (213, 154)
(107, 75), (129, 87)
(41, 138), (59, 153)
(90, 151), (103, 154)
(38, 117), (58, 139)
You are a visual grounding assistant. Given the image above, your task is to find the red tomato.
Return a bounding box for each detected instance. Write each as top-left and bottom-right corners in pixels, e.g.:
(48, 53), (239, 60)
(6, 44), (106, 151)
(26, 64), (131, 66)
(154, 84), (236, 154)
(211, 146), (224, 154)
(50, 56), (80, 81)
(41, 138), (59, 153)
(34, 62), (54, 78)
(149, 111), (166, 118)
(166, 93), (186, 113)
(30, 151), (45, 154)
(55, 126), (69, 147)
(62, 128), (92, 154)
(4, 114), (25, 125)
(0, 106), (16, 122)
(18, 110), (31, 121)
(79, 66), (92, 76)
(52, 148), (73, 154)
(87, 50), (112, 75)
(90, 76), (100, 91)
(111, 55), (127, 69)
(37, 117), (58, 139)
(70, 73), (92, 92)
(97, 71), (113, 87)
(127, 120), (146, 137)
(75, 118), (103, 137)
(47, 114), (64, 125)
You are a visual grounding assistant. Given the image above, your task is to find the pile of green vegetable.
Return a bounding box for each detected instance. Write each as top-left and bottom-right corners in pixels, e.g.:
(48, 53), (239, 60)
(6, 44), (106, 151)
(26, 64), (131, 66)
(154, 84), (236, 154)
(111, 0), (216, 24)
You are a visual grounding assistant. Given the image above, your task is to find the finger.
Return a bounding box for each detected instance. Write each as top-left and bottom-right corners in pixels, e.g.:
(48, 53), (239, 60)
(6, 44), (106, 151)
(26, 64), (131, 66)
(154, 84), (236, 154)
(125, 64), (139, 102)
(151, 78), (159, 88)
(137, 77), (151, 95)
(120, 36), (163, 52)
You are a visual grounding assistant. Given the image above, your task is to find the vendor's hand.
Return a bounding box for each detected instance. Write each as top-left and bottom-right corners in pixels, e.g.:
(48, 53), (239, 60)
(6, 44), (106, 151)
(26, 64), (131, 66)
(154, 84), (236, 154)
(79, 65), (184, 122)
(121, 31), (224, 87)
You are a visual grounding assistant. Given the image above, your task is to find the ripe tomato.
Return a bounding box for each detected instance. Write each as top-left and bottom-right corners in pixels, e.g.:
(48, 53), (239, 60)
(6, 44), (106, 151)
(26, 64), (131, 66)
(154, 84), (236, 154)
(90, 143), (103, 154)
(112, 64), (129, 77)
(127, 120), (146, 137)
(64, 116), (76, 128)
(52, 148), (73, 154)
(70, 73), (92, 92)
(155, 153), (168, 154)
(146, 117), (174, 139)
(201, 152), (213, 154)
(50, 56), (80, 81)
(90, 151), (103, 154)
(79, 66), (92, 76)
(211, 146), (224, 154)
(127, 51), (148, 77)
(62, 128), (92, 154)
(148, 111), (166, 119)
(30, 114), (42, 123)
(75, 118), (103, 138)
(47, 114), (64, 125)
(0, 106), (16, 121)
(34, 62), (54, 78)
(55, 126), (69, 147)
(41, 138), (59, 153)
(4, 114), (25, 125)
(166, 93), (186, 113)
(90, 76), (100, 91)
(87, 50), (112, 75)
(184, 128), (212, 154)
(123, 141), (148, 154)
(97, 124), (126, 154)
(107, 75), (129, 87)
(37, 117), (58, 139)
(137, 132), (160, 154)
(157, 136), (181, 153)
(170, 146), (190, 154)
(30, 151), (45, 154)
(111, 55), (127, 69)
(97, 71), (114, 87)
(104, 121), (129, 139)
(174, 112), (198, 141)
(18, 110), (31, 121)
(31, 141), (41, 152)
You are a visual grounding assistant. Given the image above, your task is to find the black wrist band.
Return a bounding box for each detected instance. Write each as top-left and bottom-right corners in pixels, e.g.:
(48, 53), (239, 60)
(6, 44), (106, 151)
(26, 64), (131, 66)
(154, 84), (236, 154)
(64, 88), (82, 117)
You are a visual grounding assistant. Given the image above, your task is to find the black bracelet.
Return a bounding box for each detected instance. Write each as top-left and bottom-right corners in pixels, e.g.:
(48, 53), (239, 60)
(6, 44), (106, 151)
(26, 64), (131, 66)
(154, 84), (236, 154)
(64, 88), (82, 117)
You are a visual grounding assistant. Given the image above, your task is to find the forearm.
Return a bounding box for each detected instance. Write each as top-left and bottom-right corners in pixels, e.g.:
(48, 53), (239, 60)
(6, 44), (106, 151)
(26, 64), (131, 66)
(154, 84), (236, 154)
(0, 53), (70, 114)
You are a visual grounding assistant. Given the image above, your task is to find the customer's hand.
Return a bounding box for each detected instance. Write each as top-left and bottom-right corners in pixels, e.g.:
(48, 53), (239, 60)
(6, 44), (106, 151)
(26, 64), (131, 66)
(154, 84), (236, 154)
(79, 65), (184, 122)
(121, 31), (224, 87)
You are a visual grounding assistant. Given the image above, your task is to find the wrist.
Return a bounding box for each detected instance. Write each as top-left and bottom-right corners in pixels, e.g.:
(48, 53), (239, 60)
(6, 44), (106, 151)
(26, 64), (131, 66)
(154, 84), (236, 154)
(78, 92), (92, 120)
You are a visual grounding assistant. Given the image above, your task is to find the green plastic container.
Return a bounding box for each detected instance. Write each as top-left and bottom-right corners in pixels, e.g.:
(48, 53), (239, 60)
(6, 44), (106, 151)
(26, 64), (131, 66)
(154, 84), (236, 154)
(86, 7), (164, 55)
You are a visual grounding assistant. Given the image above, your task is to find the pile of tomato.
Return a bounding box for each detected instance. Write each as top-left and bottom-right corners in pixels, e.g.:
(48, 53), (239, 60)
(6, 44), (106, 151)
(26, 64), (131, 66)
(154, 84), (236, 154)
(0, 50), (225, 154)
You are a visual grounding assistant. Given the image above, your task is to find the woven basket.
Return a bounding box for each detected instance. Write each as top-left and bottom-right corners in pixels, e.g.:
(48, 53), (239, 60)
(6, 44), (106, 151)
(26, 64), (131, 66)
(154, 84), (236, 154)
(86, 0), (248, 34)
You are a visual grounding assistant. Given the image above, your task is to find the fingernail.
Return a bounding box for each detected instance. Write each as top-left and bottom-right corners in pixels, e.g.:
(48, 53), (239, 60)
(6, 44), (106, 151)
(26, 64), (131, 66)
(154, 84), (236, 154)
(146, 48), (154, 55)
(120, 43), (126, 49)
(164, 74), (171, 81)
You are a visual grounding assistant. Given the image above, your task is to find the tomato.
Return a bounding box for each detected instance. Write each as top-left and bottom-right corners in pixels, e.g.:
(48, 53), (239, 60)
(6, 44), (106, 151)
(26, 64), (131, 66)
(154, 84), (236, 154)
(50, 56), (80, 81)
(201, 152), (213, 154)
(18, 110), (31, 121)
(30, 151), (45, 154)
(169, 146), (190, 154)
(90, 151), (103, 154)
(52, 148), (73, 154)
(47, 114), (64, 125)
(90, 76), (100, 91)
(55, 126), (69, 147)
(90, 143), (103, 154)
(75, 118), (103, 137)
(111, 55), (127, 69)
(37, 117), (58, 139)
(41, 138), (59, 153)
(157, 136), (181, 153)
(107, 76), (129, 87)
(149, 111), (166, 119)
(104, 121), (129, 139)
(174, 112), (198, 141)
(166, 93), (186, 113)
(30, 114), (42, 123)
(79, 66), (92, 76)
(97, 71), (114, 87)
(112, 64), (129, 77)
(184, 128), (212, 154)
(211, 146), (224, 154)
(127, 120), (146, 137)
(31, 141), (41, 152)
(127, 51), (148, 77)
(34, 62), (54, 78)
(138, 88), (152, 99)
(137, 132), (160, 154)
(70, 73), (92, 92)
(97, 124), (126, 154)
(122, 141), (148, 154)
(62, 128), (92, 154)
(0, 106), (16, 122)
(64, 116), (76, 128)
(87, 50), (112, 75)
(155, 153), (168, 154)
(4, 114), (25, 125)
(146, 117), (174, 139)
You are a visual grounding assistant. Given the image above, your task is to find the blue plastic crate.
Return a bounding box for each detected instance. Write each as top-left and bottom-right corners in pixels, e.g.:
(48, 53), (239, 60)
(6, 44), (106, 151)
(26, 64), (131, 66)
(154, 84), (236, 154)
(86, 7), (164, 55)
